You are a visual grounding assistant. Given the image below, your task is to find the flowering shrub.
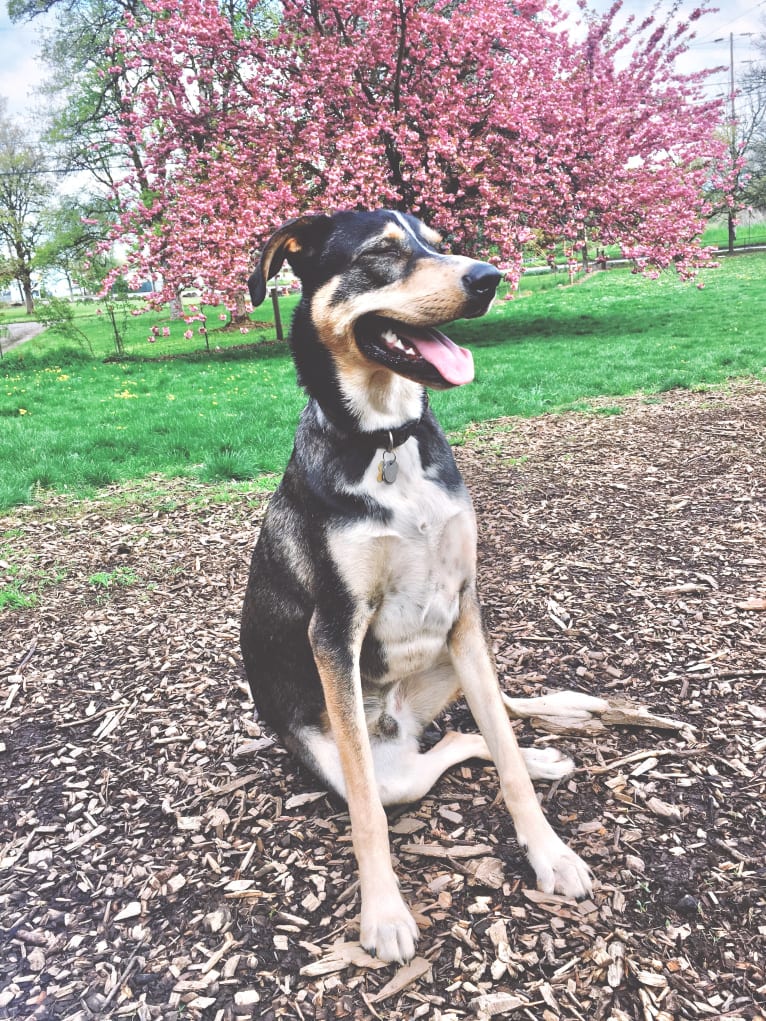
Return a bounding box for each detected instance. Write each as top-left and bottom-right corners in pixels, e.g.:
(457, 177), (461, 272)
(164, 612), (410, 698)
(101, 0), (730, 302)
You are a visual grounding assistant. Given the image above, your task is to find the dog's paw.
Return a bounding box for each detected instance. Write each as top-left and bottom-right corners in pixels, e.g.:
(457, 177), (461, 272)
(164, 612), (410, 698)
(521, 745), (574, 781)
(360, 892), (419, 964)
(526, 832), (593, 900)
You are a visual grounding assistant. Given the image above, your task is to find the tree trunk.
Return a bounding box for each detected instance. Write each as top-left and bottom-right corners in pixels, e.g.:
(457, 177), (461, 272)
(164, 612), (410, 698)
(727, 211), (736, 254)
(19, 272), (35, 315)
(169, 290), (184, 320)
(233, 293), (249, 324)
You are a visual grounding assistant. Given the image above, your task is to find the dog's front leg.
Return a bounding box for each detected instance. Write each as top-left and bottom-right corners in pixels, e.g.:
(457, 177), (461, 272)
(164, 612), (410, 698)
(309, 611), (419, 964)
(448, 587), (593, 899)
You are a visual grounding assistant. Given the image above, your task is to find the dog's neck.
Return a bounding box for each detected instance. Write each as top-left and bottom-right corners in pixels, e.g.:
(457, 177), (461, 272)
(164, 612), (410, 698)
(289, 303), (428, 441)
(317, 394), (428, 450)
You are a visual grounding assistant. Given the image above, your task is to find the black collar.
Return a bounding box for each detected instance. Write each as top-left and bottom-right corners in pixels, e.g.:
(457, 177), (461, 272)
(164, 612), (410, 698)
(318, 393), (428, 450)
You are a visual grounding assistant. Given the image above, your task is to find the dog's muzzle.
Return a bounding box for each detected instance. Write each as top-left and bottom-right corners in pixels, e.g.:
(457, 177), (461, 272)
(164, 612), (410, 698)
(354, 260), (502, 389)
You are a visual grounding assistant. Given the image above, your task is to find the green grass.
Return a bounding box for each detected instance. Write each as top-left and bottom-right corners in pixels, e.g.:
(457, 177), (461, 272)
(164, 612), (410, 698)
(0, 346), (305, 508)
(700, 216), (766, 251)
(0, 529), (67, 608)
(0, 295), (294, 358)
(0, 579), (37, 610)
(432, 253), (766, 431)
(0, 253), (764, 511)
(88, 567), (138, 588)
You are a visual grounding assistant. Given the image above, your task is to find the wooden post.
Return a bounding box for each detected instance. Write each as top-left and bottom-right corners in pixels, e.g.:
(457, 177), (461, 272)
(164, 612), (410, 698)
(271, 287), (283, 341)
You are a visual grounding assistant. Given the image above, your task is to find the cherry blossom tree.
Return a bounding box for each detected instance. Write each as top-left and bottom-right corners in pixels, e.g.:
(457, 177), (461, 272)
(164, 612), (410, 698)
(100, 0), (729, 306)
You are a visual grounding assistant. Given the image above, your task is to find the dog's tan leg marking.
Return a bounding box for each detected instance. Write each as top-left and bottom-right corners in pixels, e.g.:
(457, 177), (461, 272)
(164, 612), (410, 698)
(309, 614), (419, 964)
(448, 589), (593, 899)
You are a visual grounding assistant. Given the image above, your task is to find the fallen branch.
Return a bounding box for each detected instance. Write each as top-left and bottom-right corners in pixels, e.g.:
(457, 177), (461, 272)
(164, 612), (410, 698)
(583, 747), (705, 775)
(502, 690), (691, 736)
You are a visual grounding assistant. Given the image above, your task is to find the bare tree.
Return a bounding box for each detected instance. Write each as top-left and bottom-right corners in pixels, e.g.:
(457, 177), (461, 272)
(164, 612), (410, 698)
(0, 99), (52, 314)
(742, 25), (766, 214)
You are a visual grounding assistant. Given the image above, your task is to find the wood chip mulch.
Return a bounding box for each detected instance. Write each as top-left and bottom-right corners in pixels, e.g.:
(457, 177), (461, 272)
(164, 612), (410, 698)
(1, 379), (765, 1021)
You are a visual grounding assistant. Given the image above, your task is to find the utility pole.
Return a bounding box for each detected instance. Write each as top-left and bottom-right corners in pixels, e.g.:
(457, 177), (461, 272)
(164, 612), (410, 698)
(730, 32), (736, 125)
(729, 32), (736, 253)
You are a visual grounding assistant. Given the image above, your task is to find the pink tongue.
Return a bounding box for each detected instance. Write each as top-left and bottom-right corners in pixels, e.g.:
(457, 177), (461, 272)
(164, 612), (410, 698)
(399, 327), (474, 386)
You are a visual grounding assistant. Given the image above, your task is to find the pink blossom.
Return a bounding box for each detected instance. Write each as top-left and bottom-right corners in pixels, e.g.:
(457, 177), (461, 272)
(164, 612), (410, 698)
(98, 0), (729, 300)
(183, 329), (193, 339)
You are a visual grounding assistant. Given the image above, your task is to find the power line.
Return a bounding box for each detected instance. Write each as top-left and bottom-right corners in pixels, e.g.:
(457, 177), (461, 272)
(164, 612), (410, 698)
(694, 1), (766, 44)
(0, 166), (133, 177)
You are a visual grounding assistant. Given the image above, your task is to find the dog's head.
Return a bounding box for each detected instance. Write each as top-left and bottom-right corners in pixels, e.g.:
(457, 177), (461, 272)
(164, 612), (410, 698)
(249, 210), (501, 393)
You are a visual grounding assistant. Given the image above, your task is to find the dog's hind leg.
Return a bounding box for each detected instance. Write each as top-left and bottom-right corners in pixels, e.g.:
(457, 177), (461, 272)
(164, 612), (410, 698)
(299, 725), (572, 807)
(373, 731), (489, 806)
(396, 663), (576, 785)
(296, 727), (487, 807)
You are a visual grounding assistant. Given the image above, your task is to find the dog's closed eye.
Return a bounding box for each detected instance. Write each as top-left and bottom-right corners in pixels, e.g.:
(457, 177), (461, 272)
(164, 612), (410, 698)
(362, 239), (405, 258)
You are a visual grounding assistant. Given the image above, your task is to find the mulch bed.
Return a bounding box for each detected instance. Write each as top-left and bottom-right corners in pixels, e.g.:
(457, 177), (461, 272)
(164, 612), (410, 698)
(1, 380), (764, 1021)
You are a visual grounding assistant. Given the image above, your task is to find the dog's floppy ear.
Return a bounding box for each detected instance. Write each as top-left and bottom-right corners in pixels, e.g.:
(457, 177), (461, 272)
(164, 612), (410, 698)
(248, 214), (333, 307)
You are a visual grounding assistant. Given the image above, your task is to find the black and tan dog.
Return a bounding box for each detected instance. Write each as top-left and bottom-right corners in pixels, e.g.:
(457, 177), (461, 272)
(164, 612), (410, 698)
(240, 210), (593, 963)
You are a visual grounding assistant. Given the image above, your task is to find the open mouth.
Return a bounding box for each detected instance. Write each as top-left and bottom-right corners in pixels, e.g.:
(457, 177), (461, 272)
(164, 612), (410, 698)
(355, 316), (474, 389)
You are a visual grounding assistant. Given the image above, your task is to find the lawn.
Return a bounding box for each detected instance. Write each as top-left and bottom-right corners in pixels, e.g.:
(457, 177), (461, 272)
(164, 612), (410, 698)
(1, 253), (764, 510)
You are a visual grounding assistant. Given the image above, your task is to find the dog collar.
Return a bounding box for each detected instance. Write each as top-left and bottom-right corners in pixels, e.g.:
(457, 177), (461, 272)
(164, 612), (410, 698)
(362, 415), (423, 451)
(319, 394), (428, 451)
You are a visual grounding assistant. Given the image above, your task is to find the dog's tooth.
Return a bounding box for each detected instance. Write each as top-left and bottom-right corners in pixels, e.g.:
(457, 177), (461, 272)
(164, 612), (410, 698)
(380, 329), (418, 357)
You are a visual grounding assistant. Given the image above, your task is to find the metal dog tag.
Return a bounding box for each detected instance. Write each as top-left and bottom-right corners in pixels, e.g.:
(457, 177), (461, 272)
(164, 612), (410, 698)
(378, 449), (398, 484)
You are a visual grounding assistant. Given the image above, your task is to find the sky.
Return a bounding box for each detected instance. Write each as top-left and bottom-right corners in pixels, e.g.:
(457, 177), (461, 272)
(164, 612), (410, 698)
(573, 0), (766, 99)
(0, 0), (764, 123)
(0, 1), (54, 123)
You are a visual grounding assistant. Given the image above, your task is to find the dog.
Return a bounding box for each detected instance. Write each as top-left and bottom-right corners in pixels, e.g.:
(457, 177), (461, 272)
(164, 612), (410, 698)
(240, 210), (592, 964)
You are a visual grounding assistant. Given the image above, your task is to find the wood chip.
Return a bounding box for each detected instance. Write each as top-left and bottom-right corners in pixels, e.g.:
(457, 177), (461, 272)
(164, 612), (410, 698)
(469, 991), (528, 1016)
(400, 842), (494, 859)
(2, 381), (764, 1020)
(369, 956), (431, 1003)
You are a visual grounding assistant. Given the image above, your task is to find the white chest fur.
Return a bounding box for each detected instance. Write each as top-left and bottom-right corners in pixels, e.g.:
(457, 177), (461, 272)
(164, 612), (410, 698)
(328, 439), (477, 683)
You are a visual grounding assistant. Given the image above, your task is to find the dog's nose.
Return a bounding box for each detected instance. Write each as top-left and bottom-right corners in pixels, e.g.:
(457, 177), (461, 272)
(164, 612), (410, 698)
(462, 262), (502, 299)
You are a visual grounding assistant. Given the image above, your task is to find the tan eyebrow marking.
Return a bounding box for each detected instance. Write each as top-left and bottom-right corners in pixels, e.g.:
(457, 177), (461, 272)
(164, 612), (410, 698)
(381, 223), (407, 242)
(421, 225), (443, 246)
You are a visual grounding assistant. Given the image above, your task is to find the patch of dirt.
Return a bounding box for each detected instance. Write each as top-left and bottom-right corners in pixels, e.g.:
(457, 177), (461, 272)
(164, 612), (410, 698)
(102, 337), (280, 365)
(1, 380), (764, 1021)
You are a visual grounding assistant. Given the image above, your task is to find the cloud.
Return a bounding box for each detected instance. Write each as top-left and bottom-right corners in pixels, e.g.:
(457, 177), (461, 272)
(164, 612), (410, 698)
(557, 0), (763, 88)
(0, 9), (49, 121)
